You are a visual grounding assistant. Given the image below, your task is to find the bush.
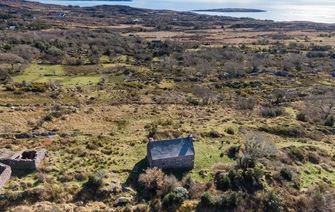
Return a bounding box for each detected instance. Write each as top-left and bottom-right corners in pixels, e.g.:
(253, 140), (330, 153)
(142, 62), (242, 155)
(214, 172), (231, 191)
(228, 168), (264, 193)
(227, 145), (240, 159)
(280, 168), (293, 181)
(200, 192), (216, 207)
(162, 192), (179, 209)
(86, 171), (105, 188)
(226, 127), (235, 135)
(217, 192), (239, 209)
(261, 107), (284, 118)
(287, 146), (305, 162)
(264, 192), (281, 212)
(242, 132), (277, 165)
(296, 112), (308, 122)
(200, 191), (239, 210)
(162, 187), (188, 210)
(308, 152), (320, 164)
(237, 97), (256, 110)
(138, 168), (177, 198)
(174, 187), (189, 201)
(325, 115), (335, 127)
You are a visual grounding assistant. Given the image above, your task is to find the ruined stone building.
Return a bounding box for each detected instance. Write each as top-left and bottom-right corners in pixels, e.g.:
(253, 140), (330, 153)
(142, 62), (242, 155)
(0, 163), (11, 188)
(0, 149), (47, 172)
(0, 149), (47, 188)
(147, 135), (195, 169)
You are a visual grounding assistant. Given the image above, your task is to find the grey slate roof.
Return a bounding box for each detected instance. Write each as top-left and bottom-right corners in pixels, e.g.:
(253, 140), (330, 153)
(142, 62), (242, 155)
(148, 136), (194, 160)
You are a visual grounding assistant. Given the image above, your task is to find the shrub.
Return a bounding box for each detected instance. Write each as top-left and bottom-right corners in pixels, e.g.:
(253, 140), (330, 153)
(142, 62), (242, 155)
(86, 171), (105, 188)
(264, 192), (281, 212)
(228, 168), (264, 193)
(296, 112), (308, 122)
(308, 152), (320, 164)
(214, 172), (231, 191)
(162, 187), (188, 210)
(162, 192), (179, 209)
(174, 187), (189, 201)
(261, 107), (284, 118)
(325, 115), (335, 127)
(280, 168), (293, 181)
(226, 127), (235, 135)
(287, 146), (305, 162)
(200, 192), (216, 207)
(217, 192), (239, 209)
(138, 168), (177, 198)
(241, 132), (277, 167)
(227, 145), (240, 159)
(207, 130), (221, 138)
(237, 97), (256, 110)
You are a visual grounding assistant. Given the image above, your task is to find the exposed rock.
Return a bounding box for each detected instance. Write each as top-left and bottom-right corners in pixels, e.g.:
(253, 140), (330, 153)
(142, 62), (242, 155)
(114, 196), (132, 207)
(121, 185), (136, 195)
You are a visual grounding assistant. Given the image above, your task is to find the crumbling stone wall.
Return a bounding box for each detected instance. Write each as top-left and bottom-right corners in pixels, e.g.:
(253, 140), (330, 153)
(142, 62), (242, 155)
(0, 149), (47, 171)
(0, 163), (11, 188)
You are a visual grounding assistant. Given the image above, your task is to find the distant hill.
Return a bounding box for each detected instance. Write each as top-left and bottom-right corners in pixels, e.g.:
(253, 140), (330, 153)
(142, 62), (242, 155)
(194, 8), (266, 13)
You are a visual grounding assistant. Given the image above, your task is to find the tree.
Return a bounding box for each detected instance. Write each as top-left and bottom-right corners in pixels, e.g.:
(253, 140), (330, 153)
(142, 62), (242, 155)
(239, 132), (277, 169)
(301, 95), (335, 126)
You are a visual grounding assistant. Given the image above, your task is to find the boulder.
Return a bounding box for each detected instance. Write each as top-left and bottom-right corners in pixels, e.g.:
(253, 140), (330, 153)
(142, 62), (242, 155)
(114, 197), (132, 207)
(15, 133), (32, 139)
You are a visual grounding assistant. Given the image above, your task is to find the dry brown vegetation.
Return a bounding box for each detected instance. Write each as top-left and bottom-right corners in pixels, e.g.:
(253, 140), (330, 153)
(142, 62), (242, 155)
(0, 0), (334, 211)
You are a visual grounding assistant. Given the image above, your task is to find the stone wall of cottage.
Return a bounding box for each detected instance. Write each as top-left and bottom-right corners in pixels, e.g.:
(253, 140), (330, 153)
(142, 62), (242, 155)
(0, 164), (11, 188)
(151, 155), (194, 169)
(0, 149), (47, 171)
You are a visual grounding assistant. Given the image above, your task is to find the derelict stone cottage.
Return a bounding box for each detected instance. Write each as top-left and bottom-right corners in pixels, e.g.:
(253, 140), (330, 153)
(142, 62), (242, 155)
(0, 163), (11, 188)
(0, 149), (47, 171)
(147, 135), (195, 169)
(0, 149), (47, 188)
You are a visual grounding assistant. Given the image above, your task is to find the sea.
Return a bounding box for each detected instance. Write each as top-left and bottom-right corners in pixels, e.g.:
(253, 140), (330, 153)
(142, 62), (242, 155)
(28, 0), (335, 23)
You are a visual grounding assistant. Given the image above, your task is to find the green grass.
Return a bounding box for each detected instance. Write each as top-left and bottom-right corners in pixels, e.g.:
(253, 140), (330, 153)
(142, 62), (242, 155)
(191, 140), (234, 182)
(13, 64), (102, 86)
(300, 162), (335, 188)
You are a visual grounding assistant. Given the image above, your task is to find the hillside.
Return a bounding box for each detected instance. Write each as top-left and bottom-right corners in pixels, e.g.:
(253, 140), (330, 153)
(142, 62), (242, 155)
(0, 0), (334, 211)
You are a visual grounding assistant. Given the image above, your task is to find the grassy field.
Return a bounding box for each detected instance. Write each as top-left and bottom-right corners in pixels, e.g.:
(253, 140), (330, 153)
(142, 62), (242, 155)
(13, 64), (102, 86)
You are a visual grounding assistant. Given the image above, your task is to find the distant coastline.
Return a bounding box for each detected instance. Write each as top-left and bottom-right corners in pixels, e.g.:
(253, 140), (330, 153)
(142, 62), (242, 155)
(62, 0), (133, 1)
(193, 8), (266, 13)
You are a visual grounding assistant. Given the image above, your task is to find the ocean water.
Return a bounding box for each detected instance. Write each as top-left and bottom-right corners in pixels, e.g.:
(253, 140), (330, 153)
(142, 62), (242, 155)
(28, 0), (335, 23)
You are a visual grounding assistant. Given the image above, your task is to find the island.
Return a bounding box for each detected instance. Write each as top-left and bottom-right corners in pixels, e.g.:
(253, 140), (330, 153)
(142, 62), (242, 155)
(68, 0), (132, 1)
(193, 8), (266, 13)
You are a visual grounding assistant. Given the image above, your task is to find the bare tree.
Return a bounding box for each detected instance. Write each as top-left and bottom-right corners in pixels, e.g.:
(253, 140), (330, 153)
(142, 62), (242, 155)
(301, 95), (335, 126)
(239, 132), (277, 169)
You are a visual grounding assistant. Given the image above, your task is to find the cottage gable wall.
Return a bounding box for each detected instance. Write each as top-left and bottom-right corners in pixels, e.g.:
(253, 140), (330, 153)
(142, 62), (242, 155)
(0, 163), (11, 188)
